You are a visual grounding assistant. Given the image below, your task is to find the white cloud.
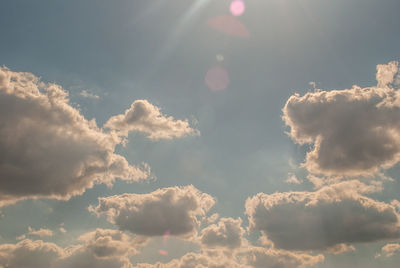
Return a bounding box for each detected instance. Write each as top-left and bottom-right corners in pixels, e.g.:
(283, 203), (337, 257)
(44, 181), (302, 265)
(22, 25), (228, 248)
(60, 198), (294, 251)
(282, 61), (400, 177)
(246, 180), (400, 251)
(285, 174), (302, 184)
(90, 185), (215, 238)
(376, 61), (399, 87)
(104, 99), (199, 140)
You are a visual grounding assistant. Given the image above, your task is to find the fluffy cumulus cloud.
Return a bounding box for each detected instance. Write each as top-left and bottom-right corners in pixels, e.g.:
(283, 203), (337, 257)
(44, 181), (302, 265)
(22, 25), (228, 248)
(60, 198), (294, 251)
(90, 185), (215, 237)
(0, 66), (197, 207)
(282, 61), (400, 177)
(0, 229), (138, 268)
(246, 180), (400, 251)
(200, 217), (245, 249)
(104, 99), (198, 140)
(0, 239), (63, 268)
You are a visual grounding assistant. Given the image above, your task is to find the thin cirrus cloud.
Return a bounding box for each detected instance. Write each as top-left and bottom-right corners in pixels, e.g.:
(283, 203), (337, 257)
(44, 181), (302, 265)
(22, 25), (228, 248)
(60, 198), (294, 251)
(0, 66), (197, 207)
(90, 185), (215, 238)
(0, 229), (139, 268)
(282, 61), (400, 178)
(246, 180), (400, 251)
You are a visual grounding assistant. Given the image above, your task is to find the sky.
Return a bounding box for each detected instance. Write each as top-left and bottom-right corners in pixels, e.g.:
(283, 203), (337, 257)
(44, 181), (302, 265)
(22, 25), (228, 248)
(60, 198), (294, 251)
(1, 0), (400, 267)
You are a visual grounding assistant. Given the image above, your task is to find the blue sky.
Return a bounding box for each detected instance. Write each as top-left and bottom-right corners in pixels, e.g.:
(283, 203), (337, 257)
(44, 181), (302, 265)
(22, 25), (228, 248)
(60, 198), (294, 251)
(1, 0), (400, 267)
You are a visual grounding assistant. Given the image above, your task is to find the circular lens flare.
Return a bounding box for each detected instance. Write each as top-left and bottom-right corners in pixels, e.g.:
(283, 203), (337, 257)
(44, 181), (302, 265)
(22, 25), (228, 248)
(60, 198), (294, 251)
(216, 54), (224, 62)
(205, 66), (230, 91)
(230, 0), (245, 16)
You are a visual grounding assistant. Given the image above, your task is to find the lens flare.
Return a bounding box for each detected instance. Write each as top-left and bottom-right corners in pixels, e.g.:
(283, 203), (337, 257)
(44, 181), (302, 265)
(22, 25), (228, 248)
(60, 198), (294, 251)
(158, 249), (168, 256)
(163, 230), (170, 243)
(205, 66), (230, 91)
(207, 15), (250, 38)
(230, 0), (245, 16)
(158, 230), (170, 256)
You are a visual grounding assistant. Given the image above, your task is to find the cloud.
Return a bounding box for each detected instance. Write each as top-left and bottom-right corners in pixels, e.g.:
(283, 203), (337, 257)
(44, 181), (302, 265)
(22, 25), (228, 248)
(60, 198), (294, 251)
(0, 229), (139, 268)
(200, 217), (245, 249)
(377, 243), (400, 258)
(80, 90), (100, 99)
(0, 228), (324, 268)
(104, 99), (199, 140)
(0, 239), (64, 268)
(282, 61), (400, 177)
(0, 66), (196, 207)
(246, 180), (400, 251)
(90, 185), (215, 238)
(0, 66), (153, 206)
(77, 229), (139, 258)
(376, 61), (399, 87)
(26, 226), (54, 238)
(325, 243), (355, 255)
(285, 174), (302, 184)
(134, 216), (323, 268)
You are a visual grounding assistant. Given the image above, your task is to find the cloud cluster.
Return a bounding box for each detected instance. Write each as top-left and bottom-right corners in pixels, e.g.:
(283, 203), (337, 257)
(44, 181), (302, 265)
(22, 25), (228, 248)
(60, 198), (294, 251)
(0, 239), (63, 268)
(104, 100), (198, 140)
(0, 66), (197, 207)
(0, 229), (137, 268)
(246, 180), (400, 251)
(90, 185), (215, 238)
(282, 61), (400, 177)
(134, 216), (323, 268)
(61, 228), (139, 267)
